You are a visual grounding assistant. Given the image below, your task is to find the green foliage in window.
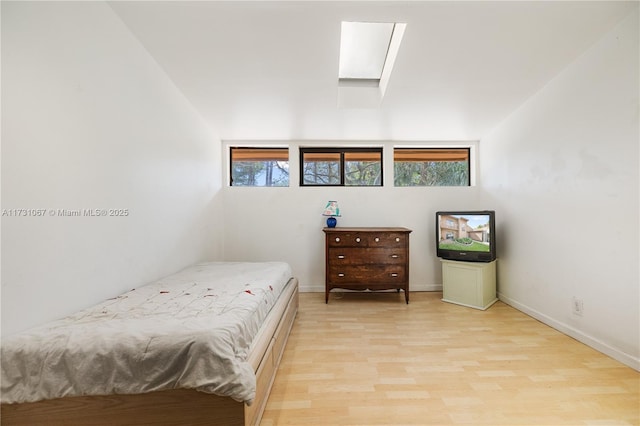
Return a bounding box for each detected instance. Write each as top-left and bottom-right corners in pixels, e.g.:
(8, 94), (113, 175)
(344, 160), (382, 186)
(394, 161), (468, 186)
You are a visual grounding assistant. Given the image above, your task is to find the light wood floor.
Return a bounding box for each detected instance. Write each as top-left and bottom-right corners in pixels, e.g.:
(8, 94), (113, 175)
(261, 292), (639, 425)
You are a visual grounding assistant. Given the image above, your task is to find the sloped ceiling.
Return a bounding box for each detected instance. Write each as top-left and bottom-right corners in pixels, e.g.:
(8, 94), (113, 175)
(109, 1), (637, 141)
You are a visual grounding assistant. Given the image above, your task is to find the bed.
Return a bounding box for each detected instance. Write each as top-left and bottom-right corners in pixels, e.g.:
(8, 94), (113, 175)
(0, 261), (299, 426)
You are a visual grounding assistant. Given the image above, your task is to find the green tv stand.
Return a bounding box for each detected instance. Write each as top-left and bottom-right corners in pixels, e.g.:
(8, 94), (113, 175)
(441, 259), (497, 310)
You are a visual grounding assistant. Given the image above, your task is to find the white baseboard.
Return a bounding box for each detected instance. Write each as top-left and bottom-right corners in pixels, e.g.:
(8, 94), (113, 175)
(498, 292), (640, 372)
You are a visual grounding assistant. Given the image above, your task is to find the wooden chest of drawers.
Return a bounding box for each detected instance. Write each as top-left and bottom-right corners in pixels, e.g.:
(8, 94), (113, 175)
(323, 227), (412, 303)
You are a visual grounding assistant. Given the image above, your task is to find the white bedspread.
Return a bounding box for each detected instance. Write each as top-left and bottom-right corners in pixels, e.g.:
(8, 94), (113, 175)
(1, 261), (293, 405)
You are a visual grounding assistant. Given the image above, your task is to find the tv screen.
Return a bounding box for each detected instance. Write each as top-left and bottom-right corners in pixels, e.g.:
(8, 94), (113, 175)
(436, 210), (496, 262)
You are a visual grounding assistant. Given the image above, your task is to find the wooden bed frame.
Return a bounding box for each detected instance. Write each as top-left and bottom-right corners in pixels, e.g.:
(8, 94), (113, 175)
(1, 278), (299, 426)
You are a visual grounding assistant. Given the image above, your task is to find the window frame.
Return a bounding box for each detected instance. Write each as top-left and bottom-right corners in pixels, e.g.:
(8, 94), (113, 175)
(299, 147), (383, 187)
(229, 146), (290, 187)
(393, 147), (471, 187)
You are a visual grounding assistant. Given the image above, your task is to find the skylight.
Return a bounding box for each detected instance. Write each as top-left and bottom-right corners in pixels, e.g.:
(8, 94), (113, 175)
(339, 22), (395, 80)
(337, 21), (406, 108)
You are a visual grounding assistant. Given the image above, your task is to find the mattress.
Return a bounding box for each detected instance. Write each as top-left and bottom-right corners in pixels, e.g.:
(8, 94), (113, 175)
(1, 261), (293, 405)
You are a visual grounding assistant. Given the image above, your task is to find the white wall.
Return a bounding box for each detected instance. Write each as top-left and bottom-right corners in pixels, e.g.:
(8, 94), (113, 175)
(1, 2), (223, 336)
(3, 1), (636, 374)
(222, 141), (483, 293)
(480, 8), (639, 369)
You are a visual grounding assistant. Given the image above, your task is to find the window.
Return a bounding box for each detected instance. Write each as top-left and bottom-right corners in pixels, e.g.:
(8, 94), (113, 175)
(337, 22), (407, 108)
(230, 147), (289, 187)
(339, 22), (395, 81)
(300, 147), (382, 186)
(394, 148), (470, 186)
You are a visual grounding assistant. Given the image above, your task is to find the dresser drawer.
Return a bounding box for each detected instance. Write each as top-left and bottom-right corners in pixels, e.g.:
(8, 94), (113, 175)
(327, 247), (405, 265)
(327, 265), (407, 284)
(327, 232), (407, 248)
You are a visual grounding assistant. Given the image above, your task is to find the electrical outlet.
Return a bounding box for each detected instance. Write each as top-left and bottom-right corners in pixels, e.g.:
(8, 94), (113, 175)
(572, 297), (584, 316)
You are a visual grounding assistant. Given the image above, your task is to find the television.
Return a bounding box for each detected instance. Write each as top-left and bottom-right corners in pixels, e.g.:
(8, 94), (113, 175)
(436, 210), (496, 262)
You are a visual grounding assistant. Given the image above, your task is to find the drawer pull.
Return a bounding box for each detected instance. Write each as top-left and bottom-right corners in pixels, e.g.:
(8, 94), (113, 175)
(395, 237), (400, 242)
(355, 237), (361, 243)
(338, 273), (345, 277)
(337, 255), (345, 259)
(335, 237), (340, 242)
(390, 254), (399, 258)
(374, 237), (380, 242)
(390, 273), (399, 277)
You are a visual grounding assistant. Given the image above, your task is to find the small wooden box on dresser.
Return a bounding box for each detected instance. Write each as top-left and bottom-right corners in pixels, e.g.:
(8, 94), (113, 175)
(323, 227), (412, 303)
